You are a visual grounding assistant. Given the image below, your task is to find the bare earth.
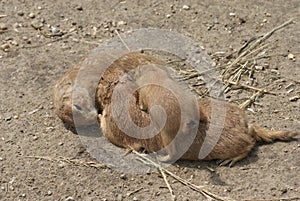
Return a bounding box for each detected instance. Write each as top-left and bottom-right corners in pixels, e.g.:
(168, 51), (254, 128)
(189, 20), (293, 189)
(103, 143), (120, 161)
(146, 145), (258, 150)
(1, 0), (299, 200)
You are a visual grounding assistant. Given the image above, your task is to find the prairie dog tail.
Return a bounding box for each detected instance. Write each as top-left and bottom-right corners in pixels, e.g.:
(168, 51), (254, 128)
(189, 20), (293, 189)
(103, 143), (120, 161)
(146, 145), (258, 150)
(250, 124), (299, 142)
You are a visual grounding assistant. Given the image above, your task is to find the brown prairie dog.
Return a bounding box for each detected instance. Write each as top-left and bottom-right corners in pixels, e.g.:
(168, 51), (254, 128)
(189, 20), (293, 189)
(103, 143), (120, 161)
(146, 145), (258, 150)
(100, 64), (299, 166)
(96, 52), (165, 112)
(53, 52), (164, 129)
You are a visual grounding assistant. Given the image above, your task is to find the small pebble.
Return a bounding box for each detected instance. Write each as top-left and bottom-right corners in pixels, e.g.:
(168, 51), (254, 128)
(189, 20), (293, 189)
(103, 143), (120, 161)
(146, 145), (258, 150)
(31, 20), (44, 29)
(182, 5), (190, 10)
(229, 12), (236, 17)
(1, 43), (10, 51)
(47, 191), (52, 196)
(0, 157), (3, 161)
(13, 115), (19, 119)
(289, 96), (300, 102)
(0, 23), (8, 30)
(166, 14), (172, 18)
(76, 6), (83, 11)
(11, 40), (18, 46)
(33, 136), (39, 141)
(265, 12), (272, 17)
(116, 194), (123, 201)
(133, 197), (139, 201)
(17, 11), (24, 16)
(117, 21), (127, 26)
(120, 174), (127, 180)
(28, 12), (35, 18)
(287, 53), (295, 60)
(5, 116), (12, 121)
(65, 196), (75, 201)
(37, 6), (42, 10)
(51, 26), (59, 34)
(255, 65), (264, 70)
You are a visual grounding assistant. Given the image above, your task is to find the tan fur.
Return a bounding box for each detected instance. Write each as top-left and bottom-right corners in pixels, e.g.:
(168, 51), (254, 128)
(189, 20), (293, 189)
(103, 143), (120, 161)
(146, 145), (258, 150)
(53, 52), (164, 128)
(99, 66), (299, 166)
(54, 52), (298, 165)
(95, 52), (165, 112)
(52, 58), (97, 128)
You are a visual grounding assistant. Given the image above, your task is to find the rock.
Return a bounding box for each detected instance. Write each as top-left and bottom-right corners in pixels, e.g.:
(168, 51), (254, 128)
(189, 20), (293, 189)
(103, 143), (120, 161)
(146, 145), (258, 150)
(11, 40), (19, 46)
(229, 12), (236, 17)
(65, 196), (75, 201)
(0, 23), (8, 30)
(28, 12), (35, 18)
(51, 26), (59, 34)
(182, 5), (190, 10)
(289, 95), (300, 102)
(116, 194), (123, 201)
(166, 14), (172, 18)
(287, 53), (295, 60)
(76, 5), (83, 11)
(120, 174), (127, 180)
(1, 43), (10, 51)
(17, 11), (24, 16)
(31, 20), (44, 29)
(117, 21), (127, 26)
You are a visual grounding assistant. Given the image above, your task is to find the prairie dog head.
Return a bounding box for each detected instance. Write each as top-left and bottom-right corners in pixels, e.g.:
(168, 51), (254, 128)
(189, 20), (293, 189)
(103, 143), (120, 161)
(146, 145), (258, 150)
(71, 86), (98, 127)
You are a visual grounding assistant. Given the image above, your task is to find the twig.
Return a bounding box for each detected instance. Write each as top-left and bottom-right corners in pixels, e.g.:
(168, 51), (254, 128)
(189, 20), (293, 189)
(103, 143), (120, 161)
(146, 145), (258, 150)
(0, 14), (7, 18)
(131, 149), (234, 201)
(126, 187), (144, 197)
(224, 80), (278, 95)
(21, 29), (77, 49)
(179, 72), (199, 81)
(70, 37), (101, 45)
(115, 29), (130, 51)
(239, 91), (263, 109)
(223, 18), (294, 74)
(25, 155), (106, 169)
(159, 167), (176, 201)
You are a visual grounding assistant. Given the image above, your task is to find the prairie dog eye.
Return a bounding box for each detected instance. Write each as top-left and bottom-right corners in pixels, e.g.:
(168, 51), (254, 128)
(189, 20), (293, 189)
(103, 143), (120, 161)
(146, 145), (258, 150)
(74, 104), (82, 111)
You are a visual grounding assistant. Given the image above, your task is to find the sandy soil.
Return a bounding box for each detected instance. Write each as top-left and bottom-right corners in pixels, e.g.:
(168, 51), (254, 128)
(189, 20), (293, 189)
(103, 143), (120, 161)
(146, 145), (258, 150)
(1, 0), (299, 200)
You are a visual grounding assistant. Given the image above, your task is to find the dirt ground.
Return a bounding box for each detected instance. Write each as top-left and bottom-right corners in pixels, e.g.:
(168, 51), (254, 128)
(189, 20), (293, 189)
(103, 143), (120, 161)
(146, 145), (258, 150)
(1, 0), (299, 200)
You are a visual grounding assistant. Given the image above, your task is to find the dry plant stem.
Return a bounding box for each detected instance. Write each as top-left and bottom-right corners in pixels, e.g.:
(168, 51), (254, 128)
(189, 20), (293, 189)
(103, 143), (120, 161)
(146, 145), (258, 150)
(115, 29), (130, 51)
(131, 149), (234, 201)
(21, 29), (77, 49)
(70, 37), (101, 45)
(159, 167), (176, 201)
(25, 155), (106, 169)
(223, 18), (294, 74)
(127, 187), (144, 197)
(242, 43), (270, 61)
(224, 80), (277, 95)
(239, 91), (263, 109)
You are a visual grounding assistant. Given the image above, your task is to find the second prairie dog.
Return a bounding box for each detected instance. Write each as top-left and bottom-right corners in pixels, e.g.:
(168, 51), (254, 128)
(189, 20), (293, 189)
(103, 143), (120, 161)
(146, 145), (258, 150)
(96, 52), (165, 112)
(99, 64), (299, 166)
(131, 64), (201, 162)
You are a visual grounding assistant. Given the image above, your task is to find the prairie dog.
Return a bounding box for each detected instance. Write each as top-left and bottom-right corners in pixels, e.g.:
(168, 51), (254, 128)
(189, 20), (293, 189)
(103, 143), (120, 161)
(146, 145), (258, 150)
(52, 59), (97, 128)
(53, 52), (164, 129)
(95, 52), (165, 112)
(99, 65), (299, 166)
